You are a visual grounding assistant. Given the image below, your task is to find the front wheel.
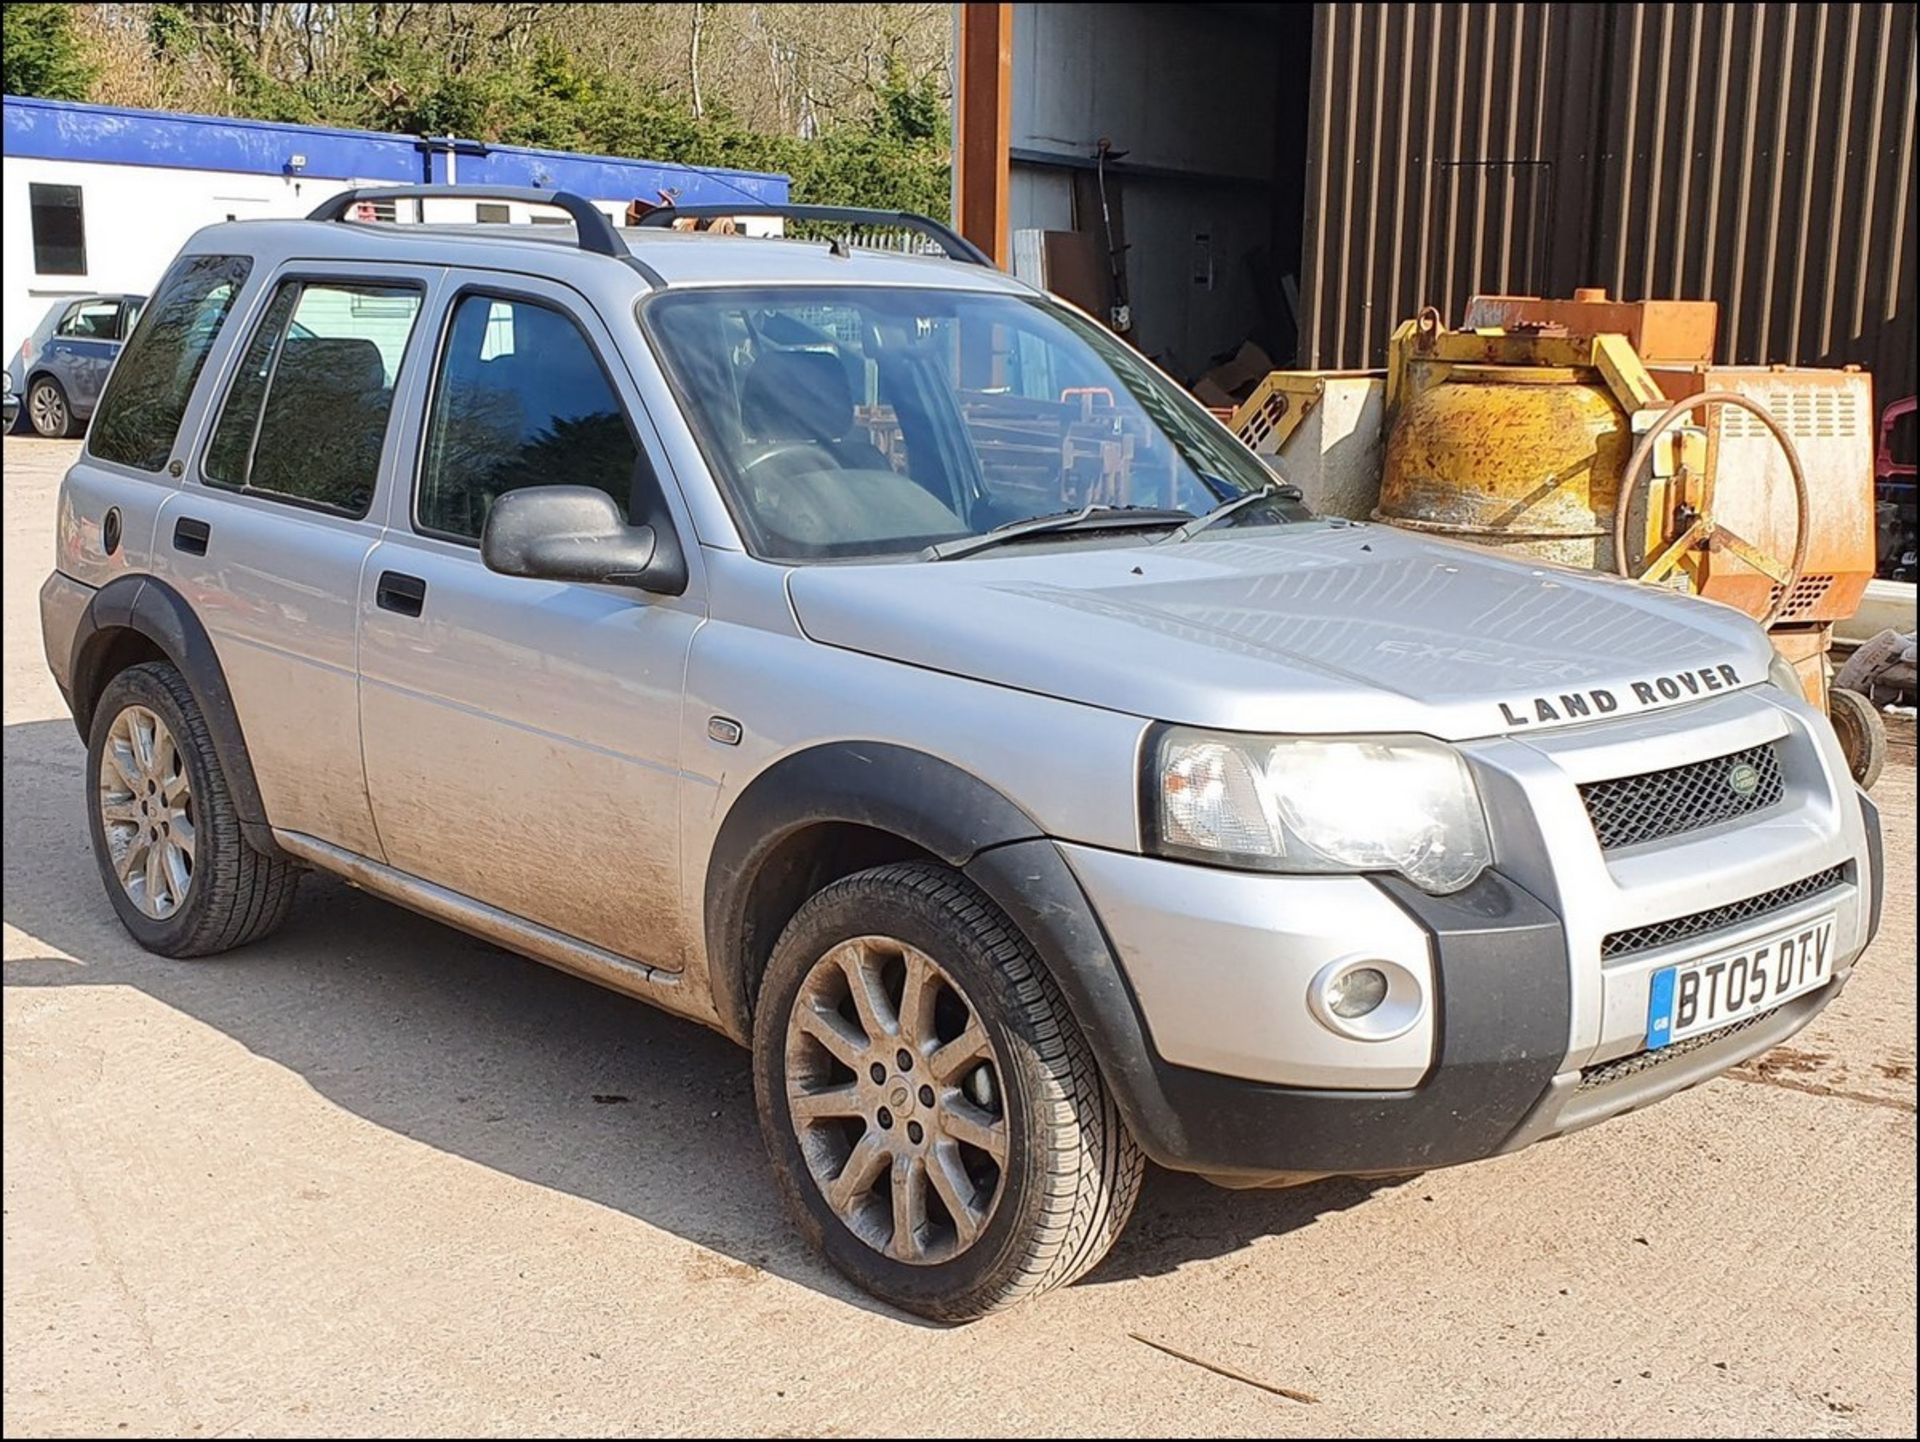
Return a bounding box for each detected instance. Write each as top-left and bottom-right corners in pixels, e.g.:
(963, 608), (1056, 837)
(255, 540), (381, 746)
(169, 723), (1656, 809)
(752, 862), (1143, 1322)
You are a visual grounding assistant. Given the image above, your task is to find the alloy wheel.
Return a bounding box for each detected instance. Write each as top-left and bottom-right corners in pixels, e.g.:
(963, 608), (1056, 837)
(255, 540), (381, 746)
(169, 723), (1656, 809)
(98, 705), (195, 919)
(30, 383), (66, 436)
(784, 935), (1008, 1265)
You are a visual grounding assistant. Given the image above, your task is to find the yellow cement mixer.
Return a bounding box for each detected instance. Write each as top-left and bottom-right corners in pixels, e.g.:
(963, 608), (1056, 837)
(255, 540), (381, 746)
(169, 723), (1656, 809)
(1373, 300), (1673, 571)
(1233, 290), (1887, 784)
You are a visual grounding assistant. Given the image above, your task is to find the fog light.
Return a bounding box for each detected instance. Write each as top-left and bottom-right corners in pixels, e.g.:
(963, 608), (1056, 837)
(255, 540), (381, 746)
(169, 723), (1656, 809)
(1307, 956), (1425, 1042)
(1327, 965), (1389, 1018)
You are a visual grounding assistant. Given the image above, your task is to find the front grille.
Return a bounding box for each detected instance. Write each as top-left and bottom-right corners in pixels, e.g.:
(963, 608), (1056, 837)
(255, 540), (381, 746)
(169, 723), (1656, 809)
(1601, 865), (1847, 960)
(1577, 1008), (1777, 1090)
(1580, 742), (1783, 850)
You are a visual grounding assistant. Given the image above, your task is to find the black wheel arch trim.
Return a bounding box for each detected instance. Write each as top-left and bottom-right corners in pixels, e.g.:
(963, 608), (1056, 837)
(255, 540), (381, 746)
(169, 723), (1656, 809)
(1859, 790), (1884, 947)
(705, 742), (1045, 1039)
(68, 573), (281, 855)
(709, 743), (1574, 1180)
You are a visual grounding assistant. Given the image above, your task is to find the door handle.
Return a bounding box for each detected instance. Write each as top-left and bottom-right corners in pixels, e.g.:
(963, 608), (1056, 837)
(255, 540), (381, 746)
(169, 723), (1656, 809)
(375, 570), (427, 617)
(172, 516), (210, 555)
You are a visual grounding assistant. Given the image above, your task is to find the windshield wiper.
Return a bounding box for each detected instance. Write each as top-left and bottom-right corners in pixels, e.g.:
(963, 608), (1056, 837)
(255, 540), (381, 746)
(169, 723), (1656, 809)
(1158, 478), (1304, 544)
(922, 502), (1194, 561)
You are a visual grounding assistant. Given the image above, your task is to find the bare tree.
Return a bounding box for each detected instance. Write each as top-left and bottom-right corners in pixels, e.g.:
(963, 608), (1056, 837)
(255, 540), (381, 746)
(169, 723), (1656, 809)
(688, 3), (706, 118)
(71, 3), (950, 139)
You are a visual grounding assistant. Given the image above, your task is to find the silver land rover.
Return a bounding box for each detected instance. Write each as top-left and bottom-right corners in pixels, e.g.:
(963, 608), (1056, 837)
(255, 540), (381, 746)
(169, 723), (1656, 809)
(39, 189), (1883, 1321)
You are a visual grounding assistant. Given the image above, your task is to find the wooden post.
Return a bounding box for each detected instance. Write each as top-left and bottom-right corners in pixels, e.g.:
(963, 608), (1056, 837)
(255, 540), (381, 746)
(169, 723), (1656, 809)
(956, 2), (1012, 269)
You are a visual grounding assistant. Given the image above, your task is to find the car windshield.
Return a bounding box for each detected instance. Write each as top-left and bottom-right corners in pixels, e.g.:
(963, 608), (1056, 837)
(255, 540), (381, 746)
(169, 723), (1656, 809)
(643, 286), (1303, 561)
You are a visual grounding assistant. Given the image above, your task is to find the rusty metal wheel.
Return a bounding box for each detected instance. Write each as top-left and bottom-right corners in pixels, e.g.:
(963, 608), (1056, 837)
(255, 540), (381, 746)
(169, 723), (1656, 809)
(1612, 390), (1812, 627)
(1827, 684), (1887, 790)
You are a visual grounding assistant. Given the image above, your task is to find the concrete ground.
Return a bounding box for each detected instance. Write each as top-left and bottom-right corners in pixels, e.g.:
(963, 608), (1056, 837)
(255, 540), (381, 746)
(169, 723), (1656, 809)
(4, 434), (1914, 1438)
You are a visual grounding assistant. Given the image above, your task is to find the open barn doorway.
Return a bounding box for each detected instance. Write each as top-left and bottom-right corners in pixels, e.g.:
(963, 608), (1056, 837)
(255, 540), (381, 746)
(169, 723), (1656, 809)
(969, 3), (1314, 391)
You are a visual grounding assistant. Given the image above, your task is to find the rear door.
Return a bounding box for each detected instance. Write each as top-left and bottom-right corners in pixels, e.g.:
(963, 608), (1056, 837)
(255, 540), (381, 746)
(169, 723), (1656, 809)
(151, 261), (438, 858)
(48, 298), (123, 413)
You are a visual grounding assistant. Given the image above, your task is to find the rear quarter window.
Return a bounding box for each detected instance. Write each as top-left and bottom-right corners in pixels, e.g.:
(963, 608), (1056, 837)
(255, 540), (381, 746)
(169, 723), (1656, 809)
(88, 255), (252, 472)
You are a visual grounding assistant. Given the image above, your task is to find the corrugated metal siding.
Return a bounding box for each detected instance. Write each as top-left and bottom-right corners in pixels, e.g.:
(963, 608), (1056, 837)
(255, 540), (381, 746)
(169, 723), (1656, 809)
(1301, 2), (1917, 405)
(1302, 4), (1609, 368)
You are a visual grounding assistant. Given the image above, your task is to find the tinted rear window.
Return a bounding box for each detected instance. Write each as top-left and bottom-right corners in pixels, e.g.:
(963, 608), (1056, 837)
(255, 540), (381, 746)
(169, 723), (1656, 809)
(89, 255), (251, 472)
(206, 279), (422, 516)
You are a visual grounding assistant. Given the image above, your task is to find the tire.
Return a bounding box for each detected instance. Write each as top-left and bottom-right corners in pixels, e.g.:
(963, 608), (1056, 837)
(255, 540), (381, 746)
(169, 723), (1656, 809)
(752, 861), (1143, 1322)
(27, 376), (78, 438)
(1828, 684), (1887, 791)
(85, 661), (300, 957)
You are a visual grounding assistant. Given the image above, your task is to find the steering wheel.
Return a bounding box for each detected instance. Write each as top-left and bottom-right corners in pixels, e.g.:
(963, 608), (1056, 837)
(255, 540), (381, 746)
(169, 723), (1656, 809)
(742, 441), (841, 478)
(1612, 391), (1811, 627)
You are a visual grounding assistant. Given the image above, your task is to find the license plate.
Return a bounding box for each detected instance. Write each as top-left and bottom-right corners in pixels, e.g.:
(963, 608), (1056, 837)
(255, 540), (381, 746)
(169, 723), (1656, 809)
(1646, 913), (1837, 1048)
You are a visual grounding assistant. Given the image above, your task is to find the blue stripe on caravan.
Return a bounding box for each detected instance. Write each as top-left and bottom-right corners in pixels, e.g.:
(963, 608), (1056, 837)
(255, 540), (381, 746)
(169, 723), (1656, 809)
(1, 95), (788, 205)
(458, 142), (786, 206)
(4, 95), (426, 181)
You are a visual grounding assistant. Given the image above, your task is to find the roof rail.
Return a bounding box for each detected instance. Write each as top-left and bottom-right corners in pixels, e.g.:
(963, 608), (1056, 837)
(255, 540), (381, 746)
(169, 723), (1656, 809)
(634, 203), (994, 267)
(306, 185), (624, 257)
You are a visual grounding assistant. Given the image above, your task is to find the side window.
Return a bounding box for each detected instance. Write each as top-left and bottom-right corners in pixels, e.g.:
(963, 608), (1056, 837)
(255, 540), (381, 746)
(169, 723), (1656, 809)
(118, 300), (145, 339)
(417, 293), (638, 542)
(205, 279), (423, 516)
(55, 299), (120, 340)
(89, 255), (252, 472)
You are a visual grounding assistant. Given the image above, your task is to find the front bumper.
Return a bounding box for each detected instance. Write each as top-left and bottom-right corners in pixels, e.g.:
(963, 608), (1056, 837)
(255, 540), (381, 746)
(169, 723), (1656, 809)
(1131, 866), (1575, 1180)
(1056, 840), (1873, 1184)
(996, 693), (1882, 1186)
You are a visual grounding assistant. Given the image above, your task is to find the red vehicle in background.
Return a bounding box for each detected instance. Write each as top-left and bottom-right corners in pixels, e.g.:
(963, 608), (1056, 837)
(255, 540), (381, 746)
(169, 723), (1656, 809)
(1878, 396), (1916, 581)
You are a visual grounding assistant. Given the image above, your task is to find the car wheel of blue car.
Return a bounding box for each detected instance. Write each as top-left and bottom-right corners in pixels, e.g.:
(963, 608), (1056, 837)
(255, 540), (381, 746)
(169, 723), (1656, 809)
(28, 377), (78, 438)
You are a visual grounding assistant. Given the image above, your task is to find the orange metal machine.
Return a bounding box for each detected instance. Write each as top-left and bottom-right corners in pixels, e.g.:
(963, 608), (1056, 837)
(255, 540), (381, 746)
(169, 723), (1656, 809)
(1374, 289), (1883, 782)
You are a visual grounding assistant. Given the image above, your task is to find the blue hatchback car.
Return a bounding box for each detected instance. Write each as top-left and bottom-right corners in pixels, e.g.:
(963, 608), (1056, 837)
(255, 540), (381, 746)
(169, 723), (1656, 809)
(8, 294), (146, 438)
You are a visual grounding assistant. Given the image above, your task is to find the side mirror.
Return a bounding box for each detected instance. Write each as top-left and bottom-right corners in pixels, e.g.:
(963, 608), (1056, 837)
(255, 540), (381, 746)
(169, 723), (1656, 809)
(480, 485), (688, 594)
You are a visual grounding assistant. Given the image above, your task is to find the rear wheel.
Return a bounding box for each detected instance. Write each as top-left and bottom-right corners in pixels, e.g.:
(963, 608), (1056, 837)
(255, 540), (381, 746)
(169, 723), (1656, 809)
(86, 662), (300, 956)
(27, 376), (77, 438)
(752, 861), (1143, 1322)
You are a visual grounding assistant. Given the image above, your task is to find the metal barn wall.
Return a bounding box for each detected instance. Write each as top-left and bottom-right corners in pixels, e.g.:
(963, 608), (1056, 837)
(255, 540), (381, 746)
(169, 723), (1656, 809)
(1595, 3), (1916, 395)
(1008, 3), (1288, 371)
(1300, 2), (1918, 406)
(1300, 4), (1610, 370)
(1010, 3), (1279, 179)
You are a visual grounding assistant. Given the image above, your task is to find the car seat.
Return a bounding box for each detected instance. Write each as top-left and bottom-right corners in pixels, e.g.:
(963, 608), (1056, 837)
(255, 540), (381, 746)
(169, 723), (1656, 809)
(739, 349), (894, 473)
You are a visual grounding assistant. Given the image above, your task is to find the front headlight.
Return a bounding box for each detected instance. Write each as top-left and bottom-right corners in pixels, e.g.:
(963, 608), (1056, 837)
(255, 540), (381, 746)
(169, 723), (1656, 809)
(1145, 727), (1493, 894)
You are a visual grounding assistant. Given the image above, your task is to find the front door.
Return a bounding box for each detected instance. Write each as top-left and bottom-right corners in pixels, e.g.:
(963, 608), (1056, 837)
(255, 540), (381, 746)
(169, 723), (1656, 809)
(356, 277), (700, 970)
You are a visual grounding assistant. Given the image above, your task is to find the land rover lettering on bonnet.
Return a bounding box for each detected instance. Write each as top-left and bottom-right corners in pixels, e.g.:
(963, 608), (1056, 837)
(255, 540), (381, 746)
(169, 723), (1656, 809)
(38, 190), (1882, 1321)
(1499, 664), (1747, 728)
